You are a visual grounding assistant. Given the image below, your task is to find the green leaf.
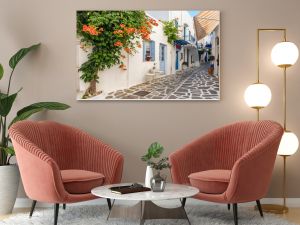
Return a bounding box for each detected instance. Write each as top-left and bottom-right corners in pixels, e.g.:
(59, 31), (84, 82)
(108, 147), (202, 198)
(9, 102), (70, 127)
(0, 92), (18, 116)
(148, 142), (164, 158)
(9, 43), (41, 69)
(0, 92), (7, 99)
(0, 64), (3, 80)
(2, 147), (15, 156)
(149, 142), (164, 158)
(17, 102), (70, 116)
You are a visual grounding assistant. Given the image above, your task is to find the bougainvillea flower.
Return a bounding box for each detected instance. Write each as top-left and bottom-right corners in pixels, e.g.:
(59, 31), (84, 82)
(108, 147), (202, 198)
(124, 47), (132, 54)
(125, 27), (136, 34)
(114, 41), (123, 47)
(113, 30), (123, 34)
(82, 25), (99, 36)
(120, 24), (125, 28)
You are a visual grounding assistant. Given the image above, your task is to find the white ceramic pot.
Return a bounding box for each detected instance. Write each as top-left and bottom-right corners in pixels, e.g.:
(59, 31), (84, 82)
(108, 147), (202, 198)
(0, 165), (20, 215)
(145, 165), (153, 188)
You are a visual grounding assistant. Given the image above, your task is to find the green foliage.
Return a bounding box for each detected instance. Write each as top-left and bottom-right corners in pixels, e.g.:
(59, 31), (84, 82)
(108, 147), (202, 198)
(0, 64), (3, 80)
(148, 157), (171, 171)
(0, 93), (18, 117)
(162, 19), (179, 44)
(9, 43), (41, 69)
(0, 44), (70, 166)
(76, 11), (155, 96)
(141, 142), (171, 171)
(2, 147), (14, 156)
(9, 102), (70, 128)
(141, 142), (164, 162)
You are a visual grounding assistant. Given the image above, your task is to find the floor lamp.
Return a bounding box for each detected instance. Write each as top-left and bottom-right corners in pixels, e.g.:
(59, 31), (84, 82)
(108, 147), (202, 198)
(244, 28), (299, 214)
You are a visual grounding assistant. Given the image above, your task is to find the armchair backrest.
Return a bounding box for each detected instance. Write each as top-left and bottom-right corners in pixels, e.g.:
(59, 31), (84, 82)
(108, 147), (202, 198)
(170, 120), (283, 185)
(9, 121), (80, 170)
(206, 120), (283, 170)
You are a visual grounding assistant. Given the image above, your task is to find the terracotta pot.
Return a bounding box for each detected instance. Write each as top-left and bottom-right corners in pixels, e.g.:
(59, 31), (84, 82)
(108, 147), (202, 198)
(208, 67), (214, 75)
(0, 165), (20, 215)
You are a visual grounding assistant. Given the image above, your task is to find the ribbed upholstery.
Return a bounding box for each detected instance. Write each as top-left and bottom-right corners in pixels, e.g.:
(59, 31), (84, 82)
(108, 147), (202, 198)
(169, 120), (283, 203)
(9, 120), (124, 204)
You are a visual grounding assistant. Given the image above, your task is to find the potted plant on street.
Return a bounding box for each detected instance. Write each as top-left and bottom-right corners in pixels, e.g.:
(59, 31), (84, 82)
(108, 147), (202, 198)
(0, 43), (70, 215)
(141, 142), (171, 192)
(208, 55), (215, 75)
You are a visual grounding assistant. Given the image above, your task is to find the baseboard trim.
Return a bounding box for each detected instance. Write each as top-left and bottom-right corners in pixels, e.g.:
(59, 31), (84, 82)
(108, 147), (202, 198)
(14, 197), (300, 208)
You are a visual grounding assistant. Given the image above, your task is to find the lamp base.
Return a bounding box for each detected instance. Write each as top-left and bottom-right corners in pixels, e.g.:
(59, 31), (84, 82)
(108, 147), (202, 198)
(255, 204), (288, 214)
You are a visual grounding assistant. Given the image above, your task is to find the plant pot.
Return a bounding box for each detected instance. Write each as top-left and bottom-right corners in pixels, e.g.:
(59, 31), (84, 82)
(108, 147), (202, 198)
(145, 165), (153, 188)
(208, 67), (214, 75)
(0, 165), (20, 215)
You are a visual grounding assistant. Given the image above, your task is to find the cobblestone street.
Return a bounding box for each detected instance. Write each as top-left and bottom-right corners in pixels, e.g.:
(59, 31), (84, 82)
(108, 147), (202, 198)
(106, 65), (220, 100)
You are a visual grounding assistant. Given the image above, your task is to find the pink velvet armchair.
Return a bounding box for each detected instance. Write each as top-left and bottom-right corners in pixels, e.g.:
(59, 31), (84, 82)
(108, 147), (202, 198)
(9, 120), (124, 225)
(169, 120), (283, 225)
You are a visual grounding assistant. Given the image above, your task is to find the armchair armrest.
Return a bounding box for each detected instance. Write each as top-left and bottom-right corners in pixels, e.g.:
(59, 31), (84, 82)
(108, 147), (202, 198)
(225, 131), (283, 203)
(75, 131), (124, 185)
(10, 139), (67, 203)
(170, 130), (219, 184)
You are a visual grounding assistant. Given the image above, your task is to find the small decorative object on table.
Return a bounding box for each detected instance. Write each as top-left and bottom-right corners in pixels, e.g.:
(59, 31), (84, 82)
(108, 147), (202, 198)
(110, 183), (151, 194)
(141, 142), (171, 192)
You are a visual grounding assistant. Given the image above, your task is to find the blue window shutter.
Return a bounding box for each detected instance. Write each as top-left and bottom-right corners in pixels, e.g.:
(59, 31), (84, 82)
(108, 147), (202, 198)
(175, 20), (178, 28)
(143, 41), (146, 61)
(150, 41), (155, 61)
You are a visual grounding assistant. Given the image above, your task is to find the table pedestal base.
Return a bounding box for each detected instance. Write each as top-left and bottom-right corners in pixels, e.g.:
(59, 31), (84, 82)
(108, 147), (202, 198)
(107, 200), (191, 225)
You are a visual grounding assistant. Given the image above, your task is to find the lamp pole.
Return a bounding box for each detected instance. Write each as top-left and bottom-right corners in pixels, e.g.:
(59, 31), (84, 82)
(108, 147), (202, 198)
(254, 28), (290, 214)
(254, 29), (286, 121)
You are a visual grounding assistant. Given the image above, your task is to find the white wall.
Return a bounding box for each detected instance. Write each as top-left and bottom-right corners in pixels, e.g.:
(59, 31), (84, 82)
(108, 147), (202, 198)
(169, 11), (196, 40)
(128, 20), (175, 86)
(77, 45), (128, 97)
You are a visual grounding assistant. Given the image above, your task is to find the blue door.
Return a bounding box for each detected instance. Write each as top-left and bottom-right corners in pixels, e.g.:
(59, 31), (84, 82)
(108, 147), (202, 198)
(159, 44), (167, 73)
(176, 51), (179, 70)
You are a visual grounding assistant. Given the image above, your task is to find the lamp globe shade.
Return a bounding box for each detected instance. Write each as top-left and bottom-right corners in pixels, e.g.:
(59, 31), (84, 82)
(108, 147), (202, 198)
(271, 42), (299, 67)
(244, 83), (272, 108)
(277, 131), (299, 156)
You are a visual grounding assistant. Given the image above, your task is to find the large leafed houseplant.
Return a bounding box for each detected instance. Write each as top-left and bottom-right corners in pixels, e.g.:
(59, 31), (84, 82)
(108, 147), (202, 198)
(0, 43), (70, 214)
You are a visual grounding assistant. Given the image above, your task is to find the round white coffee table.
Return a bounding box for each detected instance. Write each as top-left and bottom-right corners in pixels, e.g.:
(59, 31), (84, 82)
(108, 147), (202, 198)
(92, 183), (199, 225)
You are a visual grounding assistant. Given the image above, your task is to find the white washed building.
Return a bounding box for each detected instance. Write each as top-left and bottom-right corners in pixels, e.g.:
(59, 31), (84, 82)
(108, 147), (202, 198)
(147, 11), (200, 71)
(77, 11), (199, 99)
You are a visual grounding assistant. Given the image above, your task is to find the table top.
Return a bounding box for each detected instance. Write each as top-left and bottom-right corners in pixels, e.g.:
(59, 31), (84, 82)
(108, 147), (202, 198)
(91, 183), (199, 201)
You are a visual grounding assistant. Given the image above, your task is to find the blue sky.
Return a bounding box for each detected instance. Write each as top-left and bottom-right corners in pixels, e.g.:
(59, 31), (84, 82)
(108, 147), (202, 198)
(188, 11), (200, 17)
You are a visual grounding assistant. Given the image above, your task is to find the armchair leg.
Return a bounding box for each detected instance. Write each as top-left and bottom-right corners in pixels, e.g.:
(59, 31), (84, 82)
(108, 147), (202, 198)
(181, 198), (187, 208)
(233, 203), (238, 225)
(63, 204), (66, 210)
(54, 204), (59, 225)
(29, 200), (37, 217)
(107, 198), (112, 210)
(256, 200), (264, 217)
(227, 204), (230, 210)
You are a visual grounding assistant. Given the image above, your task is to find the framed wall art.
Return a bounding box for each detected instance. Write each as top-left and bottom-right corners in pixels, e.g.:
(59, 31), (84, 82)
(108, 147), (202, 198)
(76, 10), (220, 100)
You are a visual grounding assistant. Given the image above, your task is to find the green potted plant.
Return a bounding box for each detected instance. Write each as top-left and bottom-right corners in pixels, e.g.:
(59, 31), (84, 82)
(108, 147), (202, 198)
(0, 43), (70, 215)
(141, 142), (171, 192)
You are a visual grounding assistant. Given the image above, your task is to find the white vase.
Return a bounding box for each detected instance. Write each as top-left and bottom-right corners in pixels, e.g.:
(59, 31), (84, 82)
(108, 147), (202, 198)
(145, 165), (153, 188)
(0, 165), (20, 215)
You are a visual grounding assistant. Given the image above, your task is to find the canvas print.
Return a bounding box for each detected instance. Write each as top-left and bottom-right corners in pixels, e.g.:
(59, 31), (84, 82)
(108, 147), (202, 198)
(76, 10), (220, 100)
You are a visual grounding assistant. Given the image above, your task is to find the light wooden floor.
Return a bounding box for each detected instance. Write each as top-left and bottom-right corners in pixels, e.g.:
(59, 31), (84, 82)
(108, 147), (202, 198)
(1, 207), (300, 224)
